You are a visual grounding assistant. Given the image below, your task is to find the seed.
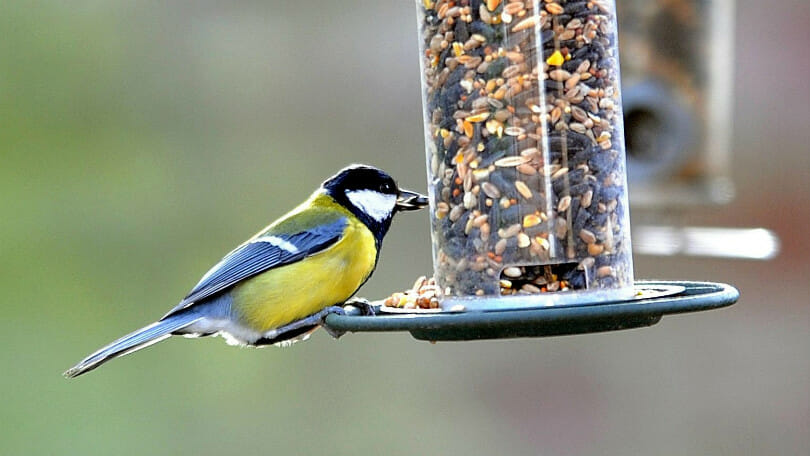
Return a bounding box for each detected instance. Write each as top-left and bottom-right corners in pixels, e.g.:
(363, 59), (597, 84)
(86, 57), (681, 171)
(503, 2), (524, 15)
(449, 204), (464, 221)
(504, 126), (525, 136)
(466, 112), (490, 123)
(473, 168), (491, 181)
(494, 108), (511, 122)
(515, 180), (533, 199)
(550, 106), (562, 124)
(558, 29), (575, 41)
(435, 202), (449, 219)
(464, 216), (474, 235)
(571, 106), (587, 122)
(521, 283), (541, 293)
(503, 267), (522, 278)
(505, 51), (524, 63)
(545, 2), (564, 14)
(517, 232), (531, 248)
(463, 191), (477, 209)
(494, 156), (530, 167)
(565, 72), (581, 90)
(500, 279), (513, 289)
(551, 167), (569, 180)
(486, 119), (503, 135)
(557, 195), (571, 212)
(579, 229), (596, 244)
(472, 97), (490, 111)
(581, 190), (593, 208)
(519, 147), (539, 157)
(472, 214), (489, 227)
(511, 15), (538, 32)
(463, 171), (473, 192)
(588, 243), (604, 256)
(481, 182), (501, 198)
(549, 69), (571, 81)
(569, 122), (587, 134)
(479, 4), (492, 23)
(523, 214), (541, 228)
(517, 163), (536, 175)
(480, 222), (491, 238)
(487, 97), (504, 109)
(494, 238), (508, 255)
(461, 120), (473, 137)
(481, 81), (495, 96)
(546, 50), (565, 66)
(438, 2), (450, 18)
(486, 0), (501, 11)
(599, 98), (615, 110)
(499, 223), (521, 238)
(502, 64), (522, 78)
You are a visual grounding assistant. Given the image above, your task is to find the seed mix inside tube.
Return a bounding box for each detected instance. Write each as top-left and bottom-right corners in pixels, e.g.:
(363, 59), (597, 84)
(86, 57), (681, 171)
(416, 0), (634, 299)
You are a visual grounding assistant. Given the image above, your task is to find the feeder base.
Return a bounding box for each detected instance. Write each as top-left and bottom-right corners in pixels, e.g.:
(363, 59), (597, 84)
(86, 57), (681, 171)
(323, 281), (738, 341)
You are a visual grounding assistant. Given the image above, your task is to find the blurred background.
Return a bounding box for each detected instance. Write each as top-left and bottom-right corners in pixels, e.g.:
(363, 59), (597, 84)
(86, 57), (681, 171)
(1, 1), (807, 454)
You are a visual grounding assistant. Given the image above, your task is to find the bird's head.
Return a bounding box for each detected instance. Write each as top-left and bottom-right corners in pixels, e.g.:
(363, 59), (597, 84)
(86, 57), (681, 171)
(323, 164), (428, 240)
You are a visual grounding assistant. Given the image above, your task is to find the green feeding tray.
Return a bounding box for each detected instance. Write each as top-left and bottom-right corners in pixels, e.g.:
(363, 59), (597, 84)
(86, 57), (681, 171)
(323, 281), (738, 341)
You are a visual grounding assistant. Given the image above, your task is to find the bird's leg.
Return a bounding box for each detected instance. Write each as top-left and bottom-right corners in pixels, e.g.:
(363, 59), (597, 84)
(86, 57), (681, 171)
(263, 306), (346, 341)
(267, 299), (375, 342)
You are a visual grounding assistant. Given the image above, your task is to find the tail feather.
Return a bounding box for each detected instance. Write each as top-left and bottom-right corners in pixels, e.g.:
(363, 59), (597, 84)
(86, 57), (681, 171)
(64, 313), (201, 378)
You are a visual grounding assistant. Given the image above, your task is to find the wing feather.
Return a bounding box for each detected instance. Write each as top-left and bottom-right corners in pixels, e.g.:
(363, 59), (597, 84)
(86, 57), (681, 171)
(162, 217), (347, 318)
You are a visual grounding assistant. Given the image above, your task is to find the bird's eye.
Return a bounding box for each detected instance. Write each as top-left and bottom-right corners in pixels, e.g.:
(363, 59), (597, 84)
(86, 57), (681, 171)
(381, 182), (394, 193)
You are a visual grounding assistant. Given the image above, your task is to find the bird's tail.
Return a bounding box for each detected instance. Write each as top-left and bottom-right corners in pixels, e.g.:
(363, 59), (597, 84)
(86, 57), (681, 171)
(64, 312), (201, 378)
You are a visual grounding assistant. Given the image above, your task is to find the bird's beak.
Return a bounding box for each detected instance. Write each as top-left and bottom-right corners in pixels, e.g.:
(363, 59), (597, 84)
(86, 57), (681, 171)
(395, 189), (429, 211)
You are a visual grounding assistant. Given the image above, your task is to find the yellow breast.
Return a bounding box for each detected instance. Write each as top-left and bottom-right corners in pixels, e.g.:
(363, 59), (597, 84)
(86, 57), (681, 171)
(231, 217), (378, 332)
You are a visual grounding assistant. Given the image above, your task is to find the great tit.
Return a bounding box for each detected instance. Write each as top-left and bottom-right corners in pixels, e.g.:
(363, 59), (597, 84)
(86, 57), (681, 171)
(65, 164), (428, 378)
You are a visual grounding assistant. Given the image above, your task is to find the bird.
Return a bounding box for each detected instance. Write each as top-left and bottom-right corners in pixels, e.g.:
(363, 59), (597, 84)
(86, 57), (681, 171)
(64, 164), (428, 378)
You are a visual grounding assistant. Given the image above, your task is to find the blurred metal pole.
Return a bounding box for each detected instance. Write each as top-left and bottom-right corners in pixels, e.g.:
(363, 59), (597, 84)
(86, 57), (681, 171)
(633, 225), (780, 260)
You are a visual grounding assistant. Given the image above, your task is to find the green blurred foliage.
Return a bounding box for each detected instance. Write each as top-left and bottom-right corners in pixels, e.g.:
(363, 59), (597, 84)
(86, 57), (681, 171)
(1, 1), (808, 456)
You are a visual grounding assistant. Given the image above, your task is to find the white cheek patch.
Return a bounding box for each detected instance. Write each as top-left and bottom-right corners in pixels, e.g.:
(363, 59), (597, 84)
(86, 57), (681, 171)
(251, 235), (300, 253)
(345, 190), (397, 222)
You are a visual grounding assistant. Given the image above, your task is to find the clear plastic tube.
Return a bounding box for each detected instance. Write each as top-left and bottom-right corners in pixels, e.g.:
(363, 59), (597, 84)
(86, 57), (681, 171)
(415, 0), (634, 307)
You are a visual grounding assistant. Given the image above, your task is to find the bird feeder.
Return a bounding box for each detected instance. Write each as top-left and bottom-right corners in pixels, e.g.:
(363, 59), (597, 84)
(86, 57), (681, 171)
(618, 0), (736, 206)
(417, 0), (635, 311)
(323, 0), (737, 340)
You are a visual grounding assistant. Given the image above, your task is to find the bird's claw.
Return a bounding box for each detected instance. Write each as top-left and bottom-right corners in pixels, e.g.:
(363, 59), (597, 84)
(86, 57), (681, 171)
(319, 306), (347, 339)
(341, 297), (376, 316)
(318, 300), (375, 339)
(271, 301), (374, 342)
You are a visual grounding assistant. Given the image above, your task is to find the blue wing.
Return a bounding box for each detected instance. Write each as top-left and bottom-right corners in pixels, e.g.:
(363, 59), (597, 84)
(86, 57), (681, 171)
(162, 217), (348, 318)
